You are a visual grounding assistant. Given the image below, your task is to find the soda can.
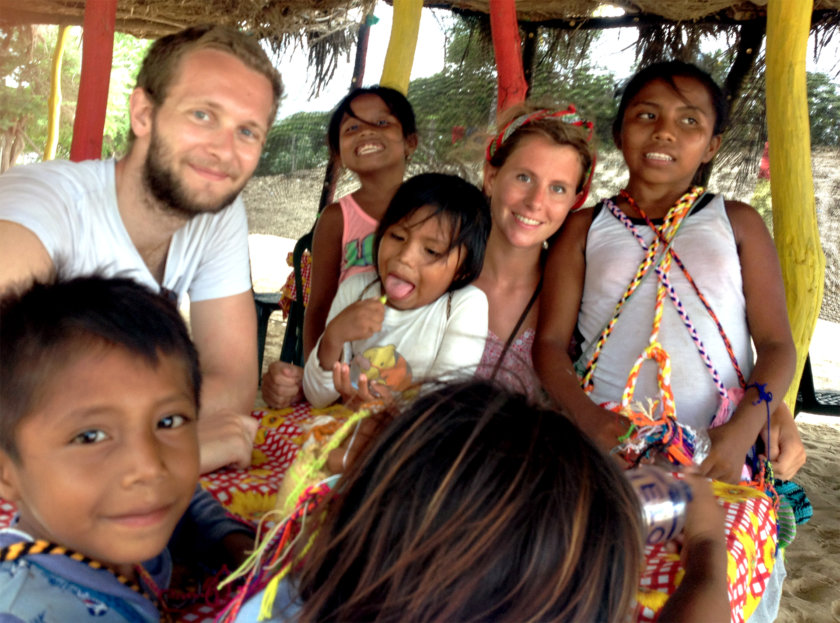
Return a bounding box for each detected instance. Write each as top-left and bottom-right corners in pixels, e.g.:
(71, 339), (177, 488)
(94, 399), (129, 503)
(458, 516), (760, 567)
(625, 465), (693, 545)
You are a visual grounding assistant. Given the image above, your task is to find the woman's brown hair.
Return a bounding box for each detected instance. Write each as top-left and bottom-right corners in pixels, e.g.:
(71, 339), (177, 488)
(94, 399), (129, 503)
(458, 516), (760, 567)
(486, 103), (596, 196)
(292, 380), (642, 622)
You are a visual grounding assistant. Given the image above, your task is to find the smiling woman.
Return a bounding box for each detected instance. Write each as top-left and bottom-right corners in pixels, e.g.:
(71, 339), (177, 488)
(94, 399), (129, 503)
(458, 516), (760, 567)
(473, 103), (596, 399)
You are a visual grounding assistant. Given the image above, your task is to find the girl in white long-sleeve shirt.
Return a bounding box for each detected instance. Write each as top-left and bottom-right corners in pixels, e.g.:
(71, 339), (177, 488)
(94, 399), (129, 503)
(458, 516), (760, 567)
(303, 173), (491, 407)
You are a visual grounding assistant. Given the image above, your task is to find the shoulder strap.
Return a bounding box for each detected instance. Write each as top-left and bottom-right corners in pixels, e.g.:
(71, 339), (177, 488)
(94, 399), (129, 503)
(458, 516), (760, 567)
(575, 189), (704, 390)
(490, 277), (542, 381)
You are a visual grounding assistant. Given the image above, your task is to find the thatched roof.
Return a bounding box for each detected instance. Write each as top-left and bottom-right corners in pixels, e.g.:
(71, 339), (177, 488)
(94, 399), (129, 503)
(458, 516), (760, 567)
(432, 1), (840, 24)
(0, 0), (376, 40)
(2, 1), (838, 40)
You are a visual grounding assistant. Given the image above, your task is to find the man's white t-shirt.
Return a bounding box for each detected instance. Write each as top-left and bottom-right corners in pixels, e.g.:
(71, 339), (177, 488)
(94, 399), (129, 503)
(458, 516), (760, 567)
(0, 159), (251, 303)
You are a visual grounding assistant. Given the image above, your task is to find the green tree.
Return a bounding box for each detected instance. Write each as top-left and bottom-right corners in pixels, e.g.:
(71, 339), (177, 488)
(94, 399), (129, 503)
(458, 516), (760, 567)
(530, 61), (618, 147)
(0, 25), (149, 171)
(0, 26), (81, 170)
(103, 33), (152, 158)
(807, 71), (840, 147)
(408, 19), (496, 166)
(255, 110), (331, 176)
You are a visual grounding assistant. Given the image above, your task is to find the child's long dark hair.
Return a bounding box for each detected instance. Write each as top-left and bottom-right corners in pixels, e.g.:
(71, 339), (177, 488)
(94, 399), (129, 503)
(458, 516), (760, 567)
(613, 61), (729, 185)
(326, 85), (417, 157)
(295, 380), (643, 622)
(372, 173), (490, 292)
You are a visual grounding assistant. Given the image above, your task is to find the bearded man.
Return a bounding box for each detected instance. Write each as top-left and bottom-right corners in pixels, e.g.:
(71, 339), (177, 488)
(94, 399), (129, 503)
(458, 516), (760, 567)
(0, 25), (283, 474)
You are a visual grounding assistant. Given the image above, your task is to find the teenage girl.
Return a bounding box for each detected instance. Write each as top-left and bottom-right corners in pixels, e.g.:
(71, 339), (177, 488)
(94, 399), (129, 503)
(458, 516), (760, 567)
(534, 61), (805, 486)
(302, 173), (490, 408)
(261, 86), (418, 408)
(474, 104), (595, 399)
(225, 380), (728, 623)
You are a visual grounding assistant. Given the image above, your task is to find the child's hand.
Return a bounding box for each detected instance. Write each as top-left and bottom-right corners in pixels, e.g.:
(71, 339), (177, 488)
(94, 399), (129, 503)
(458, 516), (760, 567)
(261, 361), (304, 408)
(760, 403), (806, 480)
(575, 402), (635, 466)
(332, 362), (393, 409)
(681, 474), (726, 548)
(325, 413), (391, 474)
(318, 299), (385, 370)
(197, 408), (260, 473)
(700, 421), (753, 483)
(325, 299), (385, 348)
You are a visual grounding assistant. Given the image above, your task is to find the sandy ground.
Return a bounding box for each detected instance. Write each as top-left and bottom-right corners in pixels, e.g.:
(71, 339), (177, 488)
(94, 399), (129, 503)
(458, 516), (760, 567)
(779, 413), (840, 623)
(242, 149), (840, 622)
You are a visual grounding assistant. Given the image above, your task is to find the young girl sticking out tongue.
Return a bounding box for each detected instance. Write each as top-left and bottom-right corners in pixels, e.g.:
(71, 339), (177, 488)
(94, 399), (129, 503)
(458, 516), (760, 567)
(303, 173), (490, 407)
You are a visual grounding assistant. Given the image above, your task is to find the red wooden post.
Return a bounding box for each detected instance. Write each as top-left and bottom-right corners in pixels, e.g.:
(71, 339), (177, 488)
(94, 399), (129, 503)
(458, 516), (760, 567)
(489, 0), (527, 116)
(69, 0), (117, 161)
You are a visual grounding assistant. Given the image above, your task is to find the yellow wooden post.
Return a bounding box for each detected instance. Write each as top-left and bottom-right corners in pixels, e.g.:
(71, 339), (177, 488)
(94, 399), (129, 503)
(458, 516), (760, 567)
(379, 0), (423, 94)
(766, 0), (825, 409)
(44, 25), (70, 161)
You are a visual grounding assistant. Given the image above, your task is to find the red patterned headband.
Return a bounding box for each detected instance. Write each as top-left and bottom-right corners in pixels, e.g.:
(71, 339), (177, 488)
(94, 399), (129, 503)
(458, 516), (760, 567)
(486, 105), (596, 210)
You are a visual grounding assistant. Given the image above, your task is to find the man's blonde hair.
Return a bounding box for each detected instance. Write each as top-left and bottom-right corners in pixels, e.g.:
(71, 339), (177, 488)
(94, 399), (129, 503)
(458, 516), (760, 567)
(135, 24), (283, 126)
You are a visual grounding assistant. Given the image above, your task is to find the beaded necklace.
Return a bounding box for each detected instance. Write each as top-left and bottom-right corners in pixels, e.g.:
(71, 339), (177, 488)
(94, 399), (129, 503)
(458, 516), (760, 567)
(0, 539), (153, 600)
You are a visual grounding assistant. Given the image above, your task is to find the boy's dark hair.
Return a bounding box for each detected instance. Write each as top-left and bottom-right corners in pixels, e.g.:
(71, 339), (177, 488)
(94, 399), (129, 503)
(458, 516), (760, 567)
(373, 173), (491, 292)
(326, 85), (417, 157)
(296, 380), (643, 622)
(0, 275), (201, 461)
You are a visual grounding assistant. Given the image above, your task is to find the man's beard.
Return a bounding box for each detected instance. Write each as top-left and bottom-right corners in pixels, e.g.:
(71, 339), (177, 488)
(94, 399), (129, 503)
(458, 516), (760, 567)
(142, 128), (243, 219)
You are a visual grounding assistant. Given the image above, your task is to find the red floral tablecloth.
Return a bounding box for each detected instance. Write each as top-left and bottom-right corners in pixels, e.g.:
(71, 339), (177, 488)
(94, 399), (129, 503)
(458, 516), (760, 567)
(0, 402), (778, 622)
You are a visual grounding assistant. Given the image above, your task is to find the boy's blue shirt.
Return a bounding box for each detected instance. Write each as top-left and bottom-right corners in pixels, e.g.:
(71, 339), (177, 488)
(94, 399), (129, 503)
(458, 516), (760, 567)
(0, 527), (168, 622)
(0, 486), (253, 622)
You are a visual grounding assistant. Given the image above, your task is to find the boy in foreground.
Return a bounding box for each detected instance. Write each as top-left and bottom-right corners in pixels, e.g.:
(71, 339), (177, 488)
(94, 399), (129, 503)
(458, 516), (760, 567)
(0, 276), (252, 621)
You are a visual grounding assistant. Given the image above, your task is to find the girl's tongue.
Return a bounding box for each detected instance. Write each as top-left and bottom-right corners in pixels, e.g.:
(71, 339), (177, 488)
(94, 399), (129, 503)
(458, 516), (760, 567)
(384, 275), (415, 300)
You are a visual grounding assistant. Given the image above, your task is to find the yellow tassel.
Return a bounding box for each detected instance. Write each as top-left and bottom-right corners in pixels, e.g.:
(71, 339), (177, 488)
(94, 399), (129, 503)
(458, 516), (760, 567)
(259, 572), (283, 620)
(284, 408), (372, 511)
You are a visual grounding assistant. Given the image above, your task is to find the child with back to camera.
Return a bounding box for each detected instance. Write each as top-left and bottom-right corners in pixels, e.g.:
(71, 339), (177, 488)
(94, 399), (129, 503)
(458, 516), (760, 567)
(0, 276), (253, 622)
(225, 380), (729, 623)
(261, 87), (418, 408)
(534, 61), (805, 622)
(302, 173), (490, 408)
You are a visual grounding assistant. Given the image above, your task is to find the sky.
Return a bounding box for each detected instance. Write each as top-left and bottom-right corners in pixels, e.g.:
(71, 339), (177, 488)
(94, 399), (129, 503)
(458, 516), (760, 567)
(274, 5), (449, 118)
(273, 3), (839, 120)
